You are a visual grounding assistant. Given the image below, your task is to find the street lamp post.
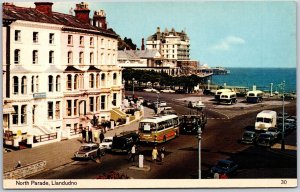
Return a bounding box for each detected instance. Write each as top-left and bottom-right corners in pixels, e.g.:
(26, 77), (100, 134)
(280, 81), (285, 151)
(132, 78), (135, 97)
(197, 123), (202, 179)
(156, 92), (160, 114)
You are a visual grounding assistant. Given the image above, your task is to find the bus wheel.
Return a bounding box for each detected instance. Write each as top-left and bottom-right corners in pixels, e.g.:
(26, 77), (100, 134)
(163, 136), (167, 142)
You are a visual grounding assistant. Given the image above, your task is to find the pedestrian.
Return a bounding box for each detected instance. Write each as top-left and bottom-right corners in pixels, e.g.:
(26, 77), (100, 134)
(88, 127), (93, 143)
(16, 161), (21, 168)
(160, 146), (165, 162)
(99, 131), (105, 143)
(152, 146), (158, 163)
(82, 128), (86, 143)
(128, 144), (136, 162)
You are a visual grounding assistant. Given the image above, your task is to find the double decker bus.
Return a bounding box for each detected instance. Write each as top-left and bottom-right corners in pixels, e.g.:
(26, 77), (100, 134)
(138, 114), (179, 143)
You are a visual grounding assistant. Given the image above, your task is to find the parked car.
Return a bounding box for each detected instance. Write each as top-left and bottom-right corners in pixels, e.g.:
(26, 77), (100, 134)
(143, 88), (160, 93)
(160, 101), (167, 107)
(203, 89), (214, 95)
(74, 143), (105, 159)
(137, 97), (144, 104)
(187, 100), (205, 109)
(100, 137), (113, 150)
(256, 133), (275, 147)
(266, 127), (282, 140)
(175, 89), (186, 94)
(160, 88), (175, 93)
(160, 107), (177, 115)
(210, 160), (238, 175)
(241, 131), (258, 144)
(285, 118), (296, 130)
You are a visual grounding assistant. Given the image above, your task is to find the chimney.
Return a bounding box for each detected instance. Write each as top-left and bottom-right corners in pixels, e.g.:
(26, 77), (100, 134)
(93, 10), (107, 29)
(141, 38), (145, 50)
(74, 2), (90, 24)
(34, 2), (53, 16)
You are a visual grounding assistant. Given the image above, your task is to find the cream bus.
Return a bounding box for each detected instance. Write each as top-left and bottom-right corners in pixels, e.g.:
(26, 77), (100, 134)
(138, 114), (179, 143)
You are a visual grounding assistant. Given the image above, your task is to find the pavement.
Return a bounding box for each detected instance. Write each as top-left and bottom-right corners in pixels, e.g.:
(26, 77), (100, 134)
(3, 107), (154, 173)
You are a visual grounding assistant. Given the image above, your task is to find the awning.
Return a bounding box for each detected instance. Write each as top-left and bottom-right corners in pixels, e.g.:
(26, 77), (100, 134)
(2, 103), (15, 114)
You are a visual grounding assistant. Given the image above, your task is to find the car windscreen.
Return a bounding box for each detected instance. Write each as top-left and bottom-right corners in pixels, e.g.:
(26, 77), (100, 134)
(217, 161), (230, 169)
(139, 122), (156, 133)
(243, 132), (254, 137)
(79, 146), (91, 152)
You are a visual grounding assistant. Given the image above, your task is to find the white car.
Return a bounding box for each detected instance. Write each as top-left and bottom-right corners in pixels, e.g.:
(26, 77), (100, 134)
(100, 137), (113, 150)
(160, 101), (167, 107)
(160, 88), (175, 93)
(143, 88), (160, 93)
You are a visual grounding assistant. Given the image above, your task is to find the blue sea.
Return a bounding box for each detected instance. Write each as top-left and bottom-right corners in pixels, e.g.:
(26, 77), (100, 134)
(211, 68), (297, 93)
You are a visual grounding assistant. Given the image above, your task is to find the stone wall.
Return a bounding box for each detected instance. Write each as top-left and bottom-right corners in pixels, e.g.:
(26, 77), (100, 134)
(4, 161), (46, 179)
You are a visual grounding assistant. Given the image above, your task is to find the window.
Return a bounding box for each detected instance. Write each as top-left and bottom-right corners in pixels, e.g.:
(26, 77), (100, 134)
(21, 76), (27, 94)
(33, 32), (38, 43)
(90, 52), (94, 64)
(96, 96), (99, 111)
(67, 74), (72, 90)
(89, 74), (94, 88)
(67, 51), (72, 65)
(12, 105), (18, 124)
(21, 105), (27, 124)
(101, 73), (105, 87)
(74, 75), (78, 90)
(101, 95), (105, 110)
(113, 73), (117, 85)
(15, 30), (21, 41)
(90, 37), (94, 47)
(79, 36), (84, 46)
(49, 51), (54, 64)
(31, 76), (34, 93)
(13, 76), (19, 95)
(49, 33), (54, 44)
(112, 93), (117, 106)
(68, 35), (73, 45)
(48, 75), (53, 92)
(96, 74), (100, 88)
(55, 101), (60, 119)
(74, 100), (78, 116)
(89, 97), (94, 112)
(48, 102), (53, 119)
(67, 100), (72, 116)
(14, 49), (20, 64)
(36, 76), (39, 92)
(79, 52), (84, 64)
(32, 50), (38, 64)
(56, 76), (61, 92)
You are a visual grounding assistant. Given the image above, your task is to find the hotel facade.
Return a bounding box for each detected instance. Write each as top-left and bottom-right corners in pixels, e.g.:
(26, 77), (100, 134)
(2, 2), (122, 147)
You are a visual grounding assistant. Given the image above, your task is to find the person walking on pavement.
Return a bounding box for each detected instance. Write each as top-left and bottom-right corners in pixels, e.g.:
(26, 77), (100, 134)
(99, 131), (105, 143)
(82, 128), (86, 143)
(152, 146), (158, 163)
(88, 127), (93, 143)
(160, 146), (165, 162)
(128, 144), (136, 162)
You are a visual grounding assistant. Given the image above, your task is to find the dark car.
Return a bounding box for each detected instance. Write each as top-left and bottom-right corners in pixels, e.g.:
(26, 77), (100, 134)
(203, 89), (214, 95)
(266, 127), (282, 140)
(241, 131), (257, 144)
(210, 160), (238, 175)
(256, 133), (275, 147)
(111, 132), (139, 154)
(74, 143), (105, 159)
(175, 89), (186, 94)
(180, 115), (207, 134)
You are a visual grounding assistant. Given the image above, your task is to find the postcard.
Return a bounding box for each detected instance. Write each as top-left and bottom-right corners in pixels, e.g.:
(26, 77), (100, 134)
(2, 0), (297, 189)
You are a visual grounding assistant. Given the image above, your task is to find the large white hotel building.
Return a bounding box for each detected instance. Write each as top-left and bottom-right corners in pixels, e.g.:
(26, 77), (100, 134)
(2, 2), (122, 147)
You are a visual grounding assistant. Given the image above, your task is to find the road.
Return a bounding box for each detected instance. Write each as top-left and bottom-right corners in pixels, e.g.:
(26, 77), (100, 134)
(29, 92), (297, 179)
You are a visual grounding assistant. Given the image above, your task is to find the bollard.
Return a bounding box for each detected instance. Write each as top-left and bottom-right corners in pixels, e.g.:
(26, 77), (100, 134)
(13, 136), (19, 148)
(26, 135), (33, 145)
(139, 155), (144, 168)
(126, 116), (130, 124)
(110, 121), (115, 130)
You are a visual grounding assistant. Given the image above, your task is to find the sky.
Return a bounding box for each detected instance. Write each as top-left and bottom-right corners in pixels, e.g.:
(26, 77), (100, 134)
(12, 0), (297, 68)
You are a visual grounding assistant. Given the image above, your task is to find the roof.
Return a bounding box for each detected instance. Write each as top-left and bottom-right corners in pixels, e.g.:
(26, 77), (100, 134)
(64, 65), (83, 73)
(147, 27), (189, 41)
(3, 4), (118, 38)
(87, 65), (101, 72)
(140, 114), (178, 123)
(118, 50), (161, 60)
